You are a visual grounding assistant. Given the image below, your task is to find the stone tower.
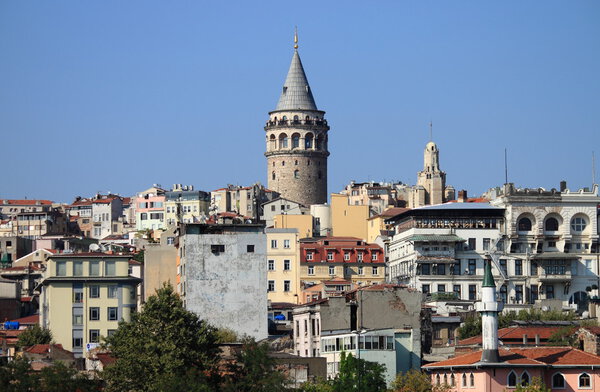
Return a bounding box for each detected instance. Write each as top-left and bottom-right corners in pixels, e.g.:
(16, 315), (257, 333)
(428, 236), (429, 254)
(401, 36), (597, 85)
(264, 38), (329, 207)
(416, 141), (446, 205)
(476, 258), (503, 362)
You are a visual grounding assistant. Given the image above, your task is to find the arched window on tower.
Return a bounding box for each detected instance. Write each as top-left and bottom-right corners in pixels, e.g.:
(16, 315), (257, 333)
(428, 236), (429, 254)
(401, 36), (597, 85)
(294, 170), (299, 179)
(316, 136), (322, 150)
(269, 134), (276, 150)
(293, 115), (299, 124)
(272, 172), (276, 180)
(318, 170), (322, 179)
(305, 133), (313, 149)
(292, 133), (300, 149)
(279, 133), (288, 149)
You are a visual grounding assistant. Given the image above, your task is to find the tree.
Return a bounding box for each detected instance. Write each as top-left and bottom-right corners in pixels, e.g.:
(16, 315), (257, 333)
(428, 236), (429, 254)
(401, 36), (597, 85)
(457, 315), (482, 340)
(102, 283), (220, 392)
(16, 324), (53, 349)
(391, 369), (449, 392)
(332, 351), (387, 392)
(0, 357), (40, 391)
(512, 377), (551, 392)
(222, 338), (288, 392)
(215, 327), (238, 343)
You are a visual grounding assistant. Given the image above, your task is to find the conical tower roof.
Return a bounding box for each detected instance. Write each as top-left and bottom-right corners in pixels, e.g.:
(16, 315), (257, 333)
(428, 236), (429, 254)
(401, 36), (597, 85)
(482, 258), (495, 287)
(275, 50), (317, 111)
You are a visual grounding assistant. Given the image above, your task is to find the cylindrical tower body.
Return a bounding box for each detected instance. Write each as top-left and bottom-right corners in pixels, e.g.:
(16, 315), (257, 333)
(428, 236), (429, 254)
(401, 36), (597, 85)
(475, 258), (503, 363)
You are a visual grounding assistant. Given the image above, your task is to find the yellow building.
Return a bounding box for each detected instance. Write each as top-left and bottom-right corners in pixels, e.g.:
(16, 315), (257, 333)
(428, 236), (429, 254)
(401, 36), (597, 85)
(266, 228), (300, 304)
(330, 193), (369, 240)
(274, 214), (313, 239)
(367, 207), (409, 243)
(40, 253), (140, 358)
(164, 185), (210, 226)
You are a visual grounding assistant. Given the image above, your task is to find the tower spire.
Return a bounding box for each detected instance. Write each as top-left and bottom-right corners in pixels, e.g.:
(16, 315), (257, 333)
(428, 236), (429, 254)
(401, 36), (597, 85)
(294, 26), (298, 50)
(429, 121), (433, 141)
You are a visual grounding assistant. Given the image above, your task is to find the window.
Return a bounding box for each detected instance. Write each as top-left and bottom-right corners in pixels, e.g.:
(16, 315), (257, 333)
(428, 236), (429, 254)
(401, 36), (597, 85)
(329, 266), (335, 275)
(436, 374), (441, 386)
(284, 239), (290, 249)
(453, 285), (461, 299)
(284, 260), (290, 271)
(470, 373), (475, 387)
(500, 285), (508, 303)
(579, 373), (591, 388)
(107, 329), (117, 337)
(552, 373), (565, 389)
(357, 252), (364, 262)
(585, 259), (593, 275)
(89, 285), (100, 298)
(422, 284), (430, 294)
(108, 307), (118, 321)
(372, 266), (378, 275)
(72, 308), (83, 325)
(271, 205), (276, 212)
(371, 253), (377, 261)
(545, 217), (559, 231)
(271, 240), (277, 248)
(344, 252), (350, 261)
(327, 251), (334, 261)
(437, 284), (446, 293)
(469, 285), (477, 300)
(546, 285), (554, 299)
(73, 335), (83, 348)
(520, 371), (529, 386)
(437, 264), (446, 275)
(89, 329), (100, 343)
(515, 285), (523, 303)
(246, 245), (254, 253)
(531, 262), (538, 276)
(500, 259), (508, 276)
(421, 263), (431, 275)
(284, 280), (290, 292)
(468, 259), (476, 275)
(105, 261), (116, 276)
(462, 374), (467, 387)
(358, 266), (363, 275)
(468, 238), (476, 250)
(294, 170), (299, 179)
(571, 217), (587, 232)
(518, 217), (532, 231)
(308, 266), (314, 275)
(56, 261), (67, 276)
(73, 291), (83, 303)
(483, 238), (491, 251)
(268, 260), (274, 271)
(507, 371), (517, 387)
(452, 262), (461, 275)
(268, 280), (275, 292)
(450, 374), (455, 387)
(73, 261), (83, 276)
(89, 307), (100, 321)
(515, 259), (523, 275)
(211, 244), (225, 253)
(108, 285), (118, 298)
(531, 285), (538, 302)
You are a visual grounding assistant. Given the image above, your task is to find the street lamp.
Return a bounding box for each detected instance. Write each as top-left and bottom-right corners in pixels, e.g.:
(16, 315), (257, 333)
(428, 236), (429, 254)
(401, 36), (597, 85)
(352, 329), (367, 391)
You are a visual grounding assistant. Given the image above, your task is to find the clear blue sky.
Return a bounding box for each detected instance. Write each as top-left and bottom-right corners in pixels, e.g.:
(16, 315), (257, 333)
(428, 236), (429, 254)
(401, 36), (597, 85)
(1, 1), (599, 203)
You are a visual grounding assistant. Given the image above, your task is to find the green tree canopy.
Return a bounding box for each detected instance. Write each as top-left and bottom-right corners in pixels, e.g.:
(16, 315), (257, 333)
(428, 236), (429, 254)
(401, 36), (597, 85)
(512, 377), (551, 392)
(16, 324), (53, 349)
(391, 369), (449, 392)
(102, 283), (220, 392)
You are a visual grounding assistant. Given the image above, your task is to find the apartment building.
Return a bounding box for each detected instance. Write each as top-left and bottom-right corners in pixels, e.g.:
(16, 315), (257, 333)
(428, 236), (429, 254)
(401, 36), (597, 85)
(39, 253), (140, 358)
(135, 186), (166, 231)
(267, 228), (300, 304)
(300, 236), (385, 288)
(164, 185), (210, 226)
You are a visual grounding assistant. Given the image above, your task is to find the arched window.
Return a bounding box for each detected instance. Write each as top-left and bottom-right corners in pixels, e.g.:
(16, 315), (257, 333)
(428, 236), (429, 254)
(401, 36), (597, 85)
(291, 133), (300, 149)
(520, 371), (530, 386)
(462, 373), (467, 387)
(318, 170), (322, 179)
(552, 373), (565, 389)
(450, 373), (455, 387)
(579, 373), (591, 388)
(507, 371), (517, 387)
(282, 115), (287, 121)
(443, 374), (448, 385)
(269, 134), (276, 150)
(518, 217), (532, 231)
(295, 160), (298, 166)
(316, 136), (322, 150)
(293, 115), (299, 123)
(305, 133), (313, 149)
(272, 172), (276, 180)
(545, 217), (559, 231)
(294, 170), (299, 179)
(571, 216), (587, 232)
(469, 373), (475, 387)
(279, 133), (288, 149)
(436, 374), (440, 385)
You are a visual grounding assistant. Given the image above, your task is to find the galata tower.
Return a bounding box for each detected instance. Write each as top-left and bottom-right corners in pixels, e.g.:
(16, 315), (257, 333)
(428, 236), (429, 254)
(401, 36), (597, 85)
(264, 33), (330, 206)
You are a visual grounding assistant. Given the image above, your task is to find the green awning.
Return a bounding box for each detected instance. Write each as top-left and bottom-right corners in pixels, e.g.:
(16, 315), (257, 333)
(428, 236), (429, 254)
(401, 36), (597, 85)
(406, 234), (465, 243)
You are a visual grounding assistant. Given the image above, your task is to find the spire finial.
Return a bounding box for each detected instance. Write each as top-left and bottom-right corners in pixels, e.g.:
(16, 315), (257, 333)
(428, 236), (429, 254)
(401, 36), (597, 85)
(294, 26), (298, 50)
(429, 121), (433, 141)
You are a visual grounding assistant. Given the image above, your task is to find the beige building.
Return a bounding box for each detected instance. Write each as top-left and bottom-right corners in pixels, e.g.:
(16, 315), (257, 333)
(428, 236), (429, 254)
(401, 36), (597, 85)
(366, 207), (410, 243)
(143, 228), (177, 300)
(210, 183), (277, 221)
(40, 253), (140, 358)
(274, 214), (314, 239)
(267, 228), (301, 304)
(330, 194), (370, 240)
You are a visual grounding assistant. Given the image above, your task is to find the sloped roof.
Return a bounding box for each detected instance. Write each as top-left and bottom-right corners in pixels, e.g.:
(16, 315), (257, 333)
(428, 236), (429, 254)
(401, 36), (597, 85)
(1, 199), (52, 205)
(458, 325), (567, 346)
(9, 314), (39, 324)
(275, 50), (317, 111)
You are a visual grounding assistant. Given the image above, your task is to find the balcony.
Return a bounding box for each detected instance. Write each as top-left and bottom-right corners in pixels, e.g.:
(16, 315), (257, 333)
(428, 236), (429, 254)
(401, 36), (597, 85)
(538, 270), (572, 282)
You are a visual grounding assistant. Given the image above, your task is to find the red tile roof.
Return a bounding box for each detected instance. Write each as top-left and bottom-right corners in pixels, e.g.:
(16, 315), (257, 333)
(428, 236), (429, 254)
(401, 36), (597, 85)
(425, 346), (600, 368)
(24, 344), (67, 355)
(96, 352), (116, 367)
(10, 314), (39, 324)
(458, 325), (565, 345)
(51, 252), (132, 258)
(1, 199), (53, 205)
(581, 326), (600, 336)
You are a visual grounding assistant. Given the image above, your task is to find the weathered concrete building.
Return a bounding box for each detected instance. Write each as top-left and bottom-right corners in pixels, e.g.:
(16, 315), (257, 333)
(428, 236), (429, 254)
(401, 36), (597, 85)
(177, 223), (267, 340)
(143, 227), (177, 300)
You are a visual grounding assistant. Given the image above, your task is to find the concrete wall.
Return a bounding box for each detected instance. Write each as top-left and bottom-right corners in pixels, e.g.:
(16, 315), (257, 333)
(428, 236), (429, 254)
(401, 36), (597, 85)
(144, 230), (177, 299)
(182, 229), (267, 340)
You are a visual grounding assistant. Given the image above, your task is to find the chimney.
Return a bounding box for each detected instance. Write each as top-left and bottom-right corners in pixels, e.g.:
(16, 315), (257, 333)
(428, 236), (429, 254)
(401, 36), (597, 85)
(535, 334), (540, 346)
(458, 190), (468, 203)
(523, 334), (528, 345)
(560, 181), (567, 192)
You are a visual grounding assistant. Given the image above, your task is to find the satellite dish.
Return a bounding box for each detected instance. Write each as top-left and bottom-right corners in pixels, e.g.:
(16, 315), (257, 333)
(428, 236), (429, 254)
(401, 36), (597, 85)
(89, 244), (100, 252)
